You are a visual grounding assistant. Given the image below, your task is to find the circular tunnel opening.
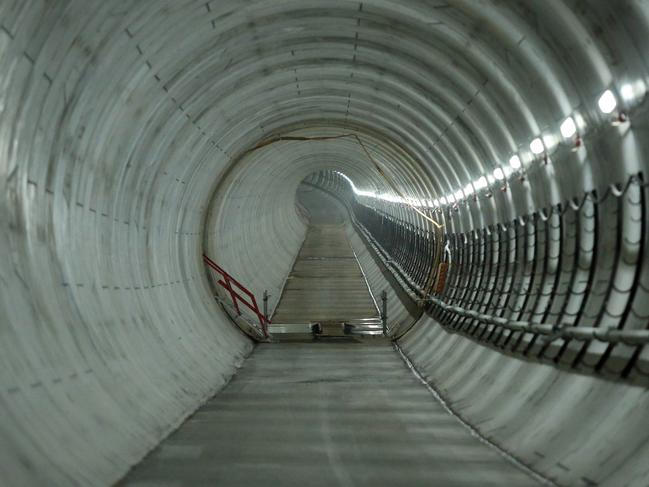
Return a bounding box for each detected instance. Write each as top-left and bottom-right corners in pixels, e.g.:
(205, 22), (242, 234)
(3, 2), (649, 486)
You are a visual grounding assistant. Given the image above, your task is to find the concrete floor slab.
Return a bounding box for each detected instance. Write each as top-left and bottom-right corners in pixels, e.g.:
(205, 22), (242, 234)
(120, 341), (541, 487)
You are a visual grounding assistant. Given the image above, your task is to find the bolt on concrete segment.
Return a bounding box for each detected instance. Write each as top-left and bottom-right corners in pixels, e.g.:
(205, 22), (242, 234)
(120, 340), (541, 487)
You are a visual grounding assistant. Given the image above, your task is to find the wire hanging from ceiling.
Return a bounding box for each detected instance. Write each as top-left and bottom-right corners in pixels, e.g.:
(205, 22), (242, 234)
(241, 133), (444, 229)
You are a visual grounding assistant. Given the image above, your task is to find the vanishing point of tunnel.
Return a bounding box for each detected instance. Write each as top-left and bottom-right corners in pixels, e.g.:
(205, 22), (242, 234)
(2, 1), (649, 486)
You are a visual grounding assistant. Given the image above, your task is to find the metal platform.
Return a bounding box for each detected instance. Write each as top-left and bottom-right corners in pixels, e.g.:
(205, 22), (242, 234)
(268, 318), (384, 339)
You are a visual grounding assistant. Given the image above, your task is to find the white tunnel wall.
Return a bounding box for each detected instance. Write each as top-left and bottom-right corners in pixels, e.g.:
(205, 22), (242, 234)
(205, 155), (308, 317)
(399, 318), (649, 487)
(0, 3), (254, 486)
(1, 1), (649, 486)
(267, 175), (649, 487)
(204, 133), (424, 316)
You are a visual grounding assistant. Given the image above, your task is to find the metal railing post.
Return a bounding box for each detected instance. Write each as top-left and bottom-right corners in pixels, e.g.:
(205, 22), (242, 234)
(222, 276), (241, 315)
(381, 290), (388, 336)
(203, 254), (270, 339)
(263, 290), (269, 322)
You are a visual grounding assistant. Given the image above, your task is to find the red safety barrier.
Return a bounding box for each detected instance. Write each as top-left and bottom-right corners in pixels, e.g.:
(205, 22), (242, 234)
(203, 254), (269, 337)
(433, 262), (449, 295)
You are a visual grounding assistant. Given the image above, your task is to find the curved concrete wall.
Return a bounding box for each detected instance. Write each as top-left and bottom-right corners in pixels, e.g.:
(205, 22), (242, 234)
(399, 318), (649, 487)
(304, 177), (649, 486)
(204, 130), (430, 318)
(0, 3), (253, 486)
(2, 1), (649, 486)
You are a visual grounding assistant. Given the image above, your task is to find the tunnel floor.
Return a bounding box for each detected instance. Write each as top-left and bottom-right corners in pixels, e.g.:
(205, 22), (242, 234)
(271, 201), (379, 325)
(120, 340), (541, 486)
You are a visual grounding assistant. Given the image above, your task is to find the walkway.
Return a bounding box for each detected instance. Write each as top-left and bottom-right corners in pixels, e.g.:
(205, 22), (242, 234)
(120, 341), (540, 486)
(271, 187), (379, 324)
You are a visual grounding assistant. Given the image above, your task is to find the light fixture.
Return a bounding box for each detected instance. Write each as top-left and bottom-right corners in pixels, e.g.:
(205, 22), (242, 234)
(560, 117), (577, 138)
(621, 80), (647, 105)
(454, 190), (464, 201)
(544, 135), (559, 153)
(509, 155), (522, 169)
(433, 199), (439, 207)
(620, 84), (634, 100)
(530, 137), (545, 155)
(439, 196), (447, 205)
(447, 194), (456, 204)
(598, 89), (617, 114)
(474, 176), (488, 189)
(493, 167), (505, 180)
(487, 174), (495, 184)
(464, 183), (475, 195)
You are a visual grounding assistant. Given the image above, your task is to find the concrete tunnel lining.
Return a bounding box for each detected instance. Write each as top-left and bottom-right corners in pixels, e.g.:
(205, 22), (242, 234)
(1, 1), (649, 486)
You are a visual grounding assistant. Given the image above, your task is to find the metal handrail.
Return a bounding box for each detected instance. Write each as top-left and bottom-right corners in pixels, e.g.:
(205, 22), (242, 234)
(354, 214), (649, 346)
(304, 170), (649, 380)
(427, 296), (649, 346)
(203, 254), (269, 337)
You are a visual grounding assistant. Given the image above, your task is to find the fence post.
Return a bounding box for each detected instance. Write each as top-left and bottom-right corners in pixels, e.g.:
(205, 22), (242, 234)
(223, 276), (241, 315)
(263, 290), (269, 322)
(381, 290), (388, 336)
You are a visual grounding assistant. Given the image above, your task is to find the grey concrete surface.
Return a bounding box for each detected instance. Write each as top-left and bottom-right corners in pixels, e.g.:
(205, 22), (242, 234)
(120, 341), (540, 487)
(399, 317), (649, 487)
(1, 1), (649, 486)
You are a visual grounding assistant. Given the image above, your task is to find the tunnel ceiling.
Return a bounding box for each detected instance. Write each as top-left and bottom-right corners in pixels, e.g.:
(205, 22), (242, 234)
(2, 2), (649, 485)
(146, 1), (646, 204)
(6, 0), (643, 219)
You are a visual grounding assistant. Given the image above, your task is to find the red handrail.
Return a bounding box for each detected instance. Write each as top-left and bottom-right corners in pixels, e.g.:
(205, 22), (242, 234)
(203, 254), (269, 337)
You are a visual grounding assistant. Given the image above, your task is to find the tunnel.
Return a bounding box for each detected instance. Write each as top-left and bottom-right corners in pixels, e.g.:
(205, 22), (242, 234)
(2, 1), (649, 486)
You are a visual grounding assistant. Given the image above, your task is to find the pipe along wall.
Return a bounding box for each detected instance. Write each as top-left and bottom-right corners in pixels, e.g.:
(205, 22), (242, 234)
(1, 1), (649, 486)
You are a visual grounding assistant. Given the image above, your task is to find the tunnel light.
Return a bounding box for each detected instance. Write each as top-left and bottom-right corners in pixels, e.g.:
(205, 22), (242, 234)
(474, 176), (488, 190)
(464, 183), (475, 195)
(620, 82), (640, 103)
(433, 199), (440, 207)
(336, 171), (375, 197)
(493, 167), (505, 180)
(447, 194), (456, 204)
(486, 174), (495, 185)
(338, 171), (439, 205)
(543, 134), (558, 152)
(378, 193), (401, 203)
(530, 138), (545, 155)
(404, 196), (418, 206)
(509, 155), (521, 170)
(454, 190), (464, 201)
(439, 196), (447, 205)
(598, 90), (617, 114)
(560, 117), (577, 138)
(620, 80), (646, 106)
(620, 84), (634, 100)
